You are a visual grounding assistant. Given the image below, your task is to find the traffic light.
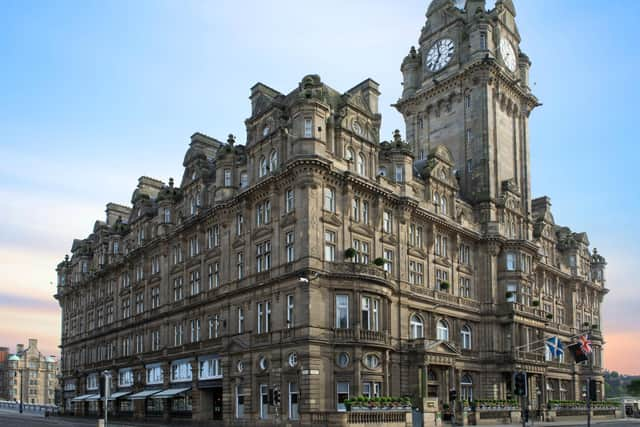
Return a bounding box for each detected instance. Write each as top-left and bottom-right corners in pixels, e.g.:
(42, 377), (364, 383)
(514, 372), (527, 397)
(273, 388), (281, 406)
(449, 389), (457, 402)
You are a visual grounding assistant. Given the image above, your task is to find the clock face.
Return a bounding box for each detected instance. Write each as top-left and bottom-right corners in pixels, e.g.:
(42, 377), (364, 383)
(500, 39), (517, 72)
(426, 38), (455, 72)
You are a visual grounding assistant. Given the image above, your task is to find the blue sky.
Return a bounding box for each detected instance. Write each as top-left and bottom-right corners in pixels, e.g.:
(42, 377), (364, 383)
(1, 0), (638, 372)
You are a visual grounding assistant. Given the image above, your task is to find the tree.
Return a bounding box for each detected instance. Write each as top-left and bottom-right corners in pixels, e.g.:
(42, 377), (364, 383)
(626, 379), (640, 396)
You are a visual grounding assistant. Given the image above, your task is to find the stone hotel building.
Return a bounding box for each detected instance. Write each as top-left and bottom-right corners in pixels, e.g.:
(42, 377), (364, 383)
(55, 0), (608, 424)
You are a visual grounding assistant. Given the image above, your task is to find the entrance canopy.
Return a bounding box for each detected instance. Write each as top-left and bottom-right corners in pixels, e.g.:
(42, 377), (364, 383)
(150, 387), (191, 399)
(71, 394), (94, 402)
(85, 394), (102, 401)
(108, 391), (131, 401)
(129, 389), (162, 400)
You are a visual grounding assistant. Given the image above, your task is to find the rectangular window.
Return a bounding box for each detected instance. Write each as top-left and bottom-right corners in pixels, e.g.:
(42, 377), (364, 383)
(285, 188), (295, 213)
(174, 323), (183, 346)
(465, 93), (472, 110)
(256, 241), (272, 273)
(335, 294), (349, 329)
(352, 197), (360, 222)
(174, 277), (184, 301)
(506, 252), (516, 271)
(395, 165), (404, 183)
(236, 213), (244, 236)
(224, 169), (232, 187)
(353, 239), (369, 264)
(459, 277), (471, 298)
(257, 302), (264, 334)
(409, 261), (424, 285)
(190, 270), (201, 295)
(190, 319), (201, 342)
(151, 287), (160, 309)
(286, 231), (295, 263)
(383, 249), (393, 273)
(256, 200), (272, 226)
(304, 118), (313, 138)
(135, 292), (144, 314)
(361, 297), (379, 331)
(383, 211), (392, 233)
(237, 252), (244, 279)
(287, 294), (295, 328)
(480, 32), (487, 50)
(207, 262), (219, 289)
(260, 384), (269, 419)
(207, 225), (220, 248)
(324, 187), (335, 212)
(288, 382), (299, 420)
(362, 201), (369, 224)
(337, 382), (350, 412)
(467, 159), (473, 173)
(151, 330), (160, 351)
(324, 230), (336, 261)
(236, 385), (245, 419)
(237, 307), (244, 333)
(199, 357), (222, 380)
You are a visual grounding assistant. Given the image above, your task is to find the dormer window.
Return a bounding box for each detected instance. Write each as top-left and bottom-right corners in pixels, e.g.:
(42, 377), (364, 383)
(304, 118), (313, 138)
(113, 241), (119, 255)
(164, 208), (171, 224)
(395, 165), (404, 183)
(224, 169), (232, 187)
(240, 172), (248, 189)
(269, 151), (278, 172)
(480, 32), (487, 50)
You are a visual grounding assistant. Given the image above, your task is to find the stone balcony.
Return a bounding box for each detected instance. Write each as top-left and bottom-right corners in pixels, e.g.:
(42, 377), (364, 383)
(324, 262), (387, 283)
(334, 328), (390, 345)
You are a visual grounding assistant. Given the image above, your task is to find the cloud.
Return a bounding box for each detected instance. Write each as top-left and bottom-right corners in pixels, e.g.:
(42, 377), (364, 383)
(604, 331), (640, 375)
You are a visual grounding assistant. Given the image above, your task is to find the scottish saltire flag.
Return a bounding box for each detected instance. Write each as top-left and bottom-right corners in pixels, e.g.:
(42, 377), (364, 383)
(546, 336), (564, 359)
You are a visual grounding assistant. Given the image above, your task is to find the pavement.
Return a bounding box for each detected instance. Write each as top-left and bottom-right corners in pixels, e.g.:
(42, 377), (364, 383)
(0, 408), (638, 427)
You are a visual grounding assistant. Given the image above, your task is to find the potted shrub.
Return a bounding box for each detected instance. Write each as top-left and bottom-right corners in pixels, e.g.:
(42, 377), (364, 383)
(439, 281), (450, 291)
(592, 324), (599, 330)
(532, 300), (540, 307)
(583, 322), (590, 327)
(546, 313), (553, 320)
(344, 248), (357, 259)
(373, 257), (385, 267)
(505, 291), (514, 300)
(344, 398), (353, 412)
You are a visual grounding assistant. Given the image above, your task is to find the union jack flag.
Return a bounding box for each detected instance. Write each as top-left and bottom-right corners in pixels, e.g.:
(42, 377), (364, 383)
(578, 334), (592, 354)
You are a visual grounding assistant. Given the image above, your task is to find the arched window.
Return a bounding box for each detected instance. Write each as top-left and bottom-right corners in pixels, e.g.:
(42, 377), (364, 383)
(345, 147), (354, 162)
(270, 151), (278, 172)
(357, 153), (366, 176)
(461, 325), (471, 349)
(259, 157), (267, 178)
(461, 374), (473, 401)
(436, 319), (449, 341)
(410, 314), (424, 339)
(433, 192), (440, 211)
(441, 196), (447, 215)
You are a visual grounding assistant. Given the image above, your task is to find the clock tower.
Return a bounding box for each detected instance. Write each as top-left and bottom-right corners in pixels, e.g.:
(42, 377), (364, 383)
(396, 0), (539, 234)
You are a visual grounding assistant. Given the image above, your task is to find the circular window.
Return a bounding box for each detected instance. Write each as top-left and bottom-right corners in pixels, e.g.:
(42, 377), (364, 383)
(259, 356), (269, 371)
(337, 352), (350, 368)
(236, 360), (244, 373)
(364, 354), (380, 369)
(288, 352), (298, 368)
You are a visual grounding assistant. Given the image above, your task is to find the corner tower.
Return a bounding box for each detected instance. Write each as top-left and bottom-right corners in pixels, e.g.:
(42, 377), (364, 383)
(396, 0), (539, 233)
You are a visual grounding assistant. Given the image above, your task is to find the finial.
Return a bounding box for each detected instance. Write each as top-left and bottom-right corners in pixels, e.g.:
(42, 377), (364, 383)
(169, 178), (174, 188)
(64, 254), (69, 262)
(227, 134), (236, 145)
(410, 46), (417, 56)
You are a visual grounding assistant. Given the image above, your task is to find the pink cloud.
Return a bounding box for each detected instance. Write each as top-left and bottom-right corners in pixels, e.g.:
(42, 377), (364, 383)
(604, 331), (640, 375)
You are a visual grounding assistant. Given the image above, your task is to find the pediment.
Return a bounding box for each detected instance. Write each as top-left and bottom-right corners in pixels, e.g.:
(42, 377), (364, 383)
(225, 336), (250, 352)
(321, 212), (343, 227)
(350, 223), (374, 237)
(423, 340), (460, 356)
